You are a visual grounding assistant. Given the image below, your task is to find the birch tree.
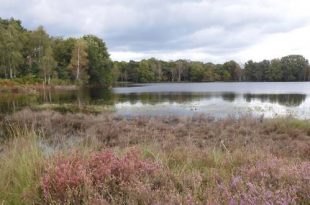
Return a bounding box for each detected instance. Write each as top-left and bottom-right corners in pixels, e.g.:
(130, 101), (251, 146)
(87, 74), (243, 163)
(68, 39), (89, 84)
(41, 46), (56, 84)
(3, 22), (23, 78)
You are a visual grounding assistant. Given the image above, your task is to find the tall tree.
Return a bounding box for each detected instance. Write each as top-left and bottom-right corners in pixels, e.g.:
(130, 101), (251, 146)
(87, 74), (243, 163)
(137, 60), (155, 83)
(281, 55), (309, 81)
(223, 60), (242, 81)
(52, 37), (76, 79)
(203, 63), (216, 82)
(265, 59), (283, 81)
(41, 46), (56, 84)
(0, 25), (7, 78)
(68, 39), (88, 84)
(176, 60), (187, 82)
(189, 62), (205, 81)
(114, 61), (129, 82)
(148, 58), (162, 82)
(4, 22), (23, 78)
(83, 35), (112, 86)
(30, 26), (50, 79)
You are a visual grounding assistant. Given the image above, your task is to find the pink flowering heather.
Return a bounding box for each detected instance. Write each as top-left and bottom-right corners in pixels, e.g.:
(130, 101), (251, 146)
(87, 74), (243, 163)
(41, 153), (90, 203)
(216, 157), (310, 205)
(41, 148), (159, 204)
(88, 148), (158, 187)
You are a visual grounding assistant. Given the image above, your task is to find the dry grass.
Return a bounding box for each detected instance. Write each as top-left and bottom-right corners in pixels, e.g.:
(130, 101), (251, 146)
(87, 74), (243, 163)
(0, 128), (44, 205)
(2, 109), (309, 158)
(0, 109), (309, 204)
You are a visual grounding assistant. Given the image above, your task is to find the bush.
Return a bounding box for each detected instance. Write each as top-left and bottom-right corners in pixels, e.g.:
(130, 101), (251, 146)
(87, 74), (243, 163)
(49, 78), (72, 85)
(41, 148), (159, 204)
(13, 75), (42, 85)
(213, 157), (310, 204)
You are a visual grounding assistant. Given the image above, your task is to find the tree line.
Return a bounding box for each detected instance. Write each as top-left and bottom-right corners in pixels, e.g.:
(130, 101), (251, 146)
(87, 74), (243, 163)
(1, 18), (310, 86)
(0, 18), (112, 86)
(115, 56), (310, 83)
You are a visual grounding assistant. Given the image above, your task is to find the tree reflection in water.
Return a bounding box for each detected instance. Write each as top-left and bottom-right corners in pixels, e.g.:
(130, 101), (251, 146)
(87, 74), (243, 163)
(0, 85), (309, 116)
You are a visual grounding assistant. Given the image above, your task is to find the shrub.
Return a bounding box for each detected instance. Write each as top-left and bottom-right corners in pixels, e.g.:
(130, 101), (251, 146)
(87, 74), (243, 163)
(12, 75), (42, 85)
(213, 157), (310, 204)
(41, 148), (159, 204)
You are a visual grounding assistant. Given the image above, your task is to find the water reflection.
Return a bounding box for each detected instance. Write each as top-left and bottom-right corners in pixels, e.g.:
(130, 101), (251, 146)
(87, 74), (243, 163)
(0, 82), (309, 118)
(221, 93), (237, 102)
(243, 94), (306, 107)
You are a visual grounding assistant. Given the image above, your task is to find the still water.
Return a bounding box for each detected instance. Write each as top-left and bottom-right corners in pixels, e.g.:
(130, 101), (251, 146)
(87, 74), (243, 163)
(1, 82), (310, 118)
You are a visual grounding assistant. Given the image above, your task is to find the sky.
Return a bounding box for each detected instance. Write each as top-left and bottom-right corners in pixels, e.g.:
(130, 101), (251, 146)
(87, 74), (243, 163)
(1, 0), (310, 63)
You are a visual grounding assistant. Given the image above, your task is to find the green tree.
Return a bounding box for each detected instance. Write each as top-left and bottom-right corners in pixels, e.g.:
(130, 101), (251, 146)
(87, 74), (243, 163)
(265, 59), (283, 81)
(222, 71), (231, 81)
(215, 64), (231, 81)
(281, 55), (309, 81)
(113, 61), (130, 82)
(203, 63), (216, 82)
(137, 60), (155, 83)
(175, 60), (187, 82)
(68, 39), (89, 84)
(127, 61), (139, 83)
(83, 35), (112, 86)
(244, 60), (256, 81)
(189, 62), (205, 81)
(4, 22), (23, 78)
(41, 46), (56, 84)
(148, 58), (163, 82)
(0, 23), (7, 77)
(30, 26), (51, 79)
(223, 60), (241, 81)
(111, 62), (120, 83)
(53, 37), (76, 79)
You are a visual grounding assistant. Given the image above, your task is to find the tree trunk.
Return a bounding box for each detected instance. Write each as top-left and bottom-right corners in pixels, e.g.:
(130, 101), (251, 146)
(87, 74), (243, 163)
(76, 47), (80, 81)
(48, 89), (52, 102)
(9, 66), (12, 79)
(4, 67), (7, 79)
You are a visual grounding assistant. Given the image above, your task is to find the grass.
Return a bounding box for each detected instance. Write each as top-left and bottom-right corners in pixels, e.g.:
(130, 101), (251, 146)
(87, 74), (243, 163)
(0, 128), (44, 205)
(0, 110), (309, 204)
(0, 78), (77, 94)
(0, 76), (72, 86)
(31, 103), (115, 114)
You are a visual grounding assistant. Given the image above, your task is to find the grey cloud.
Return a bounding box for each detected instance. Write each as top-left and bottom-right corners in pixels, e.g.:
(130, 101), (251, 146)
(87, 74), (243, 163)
(0, 0), (310, 62)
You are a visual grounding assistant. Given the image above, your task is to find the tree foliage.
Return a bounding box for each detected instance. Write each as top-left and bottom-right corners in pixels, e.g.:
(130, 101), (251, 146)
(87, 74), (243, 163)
(68, 39), (88, 84)
(0, 17), (310, 85)
(83, 35), (112, 86)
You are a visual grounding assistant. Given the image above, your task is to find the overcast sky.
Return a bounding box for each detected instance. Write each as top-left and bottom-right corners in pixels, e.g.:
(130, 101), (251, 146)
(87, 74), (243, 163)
(1, 0), (310, 63)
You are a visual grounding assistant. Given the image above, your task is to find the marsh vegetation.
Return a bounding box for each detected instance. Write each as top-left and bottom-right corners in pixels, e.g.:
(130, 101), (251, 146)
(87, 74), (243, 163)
(0, 109), (310, 204)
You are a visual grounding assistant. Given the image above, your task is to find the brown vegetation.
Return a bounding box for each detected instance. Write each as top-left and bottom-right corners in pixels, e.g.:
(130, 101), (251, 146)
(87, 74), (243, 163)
(2, 109), (310, 159)
(0, 109), (310, 204)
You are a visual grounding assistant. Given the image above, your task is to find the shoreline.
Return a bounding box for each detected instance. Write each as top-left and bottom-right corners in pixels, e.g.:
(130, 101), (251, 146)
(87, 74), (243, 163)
(0, 83), (78, 93)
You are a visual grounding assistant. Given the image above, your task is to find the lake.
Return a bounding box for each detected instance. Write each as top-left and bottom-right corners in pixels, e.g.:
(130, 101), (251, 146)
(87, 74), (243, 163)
(1, 82), (310, 118)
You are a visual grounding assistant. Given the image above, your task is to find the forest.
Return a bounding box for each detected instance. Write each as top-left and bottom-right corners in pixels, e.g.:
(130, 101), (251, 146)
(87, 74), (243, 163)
(1, 17), (310, 86)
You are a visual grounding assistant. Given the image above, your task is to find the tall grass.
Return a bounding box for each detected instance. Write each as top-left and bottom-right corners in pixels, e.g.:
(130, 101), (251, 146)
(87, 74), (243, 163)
(0, 128), (44, 205)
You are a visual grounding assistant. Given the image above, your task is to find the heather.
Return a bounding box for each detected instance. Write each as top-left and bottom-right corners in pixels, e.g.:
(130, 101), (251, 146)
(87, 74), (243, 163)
(0, 110), (310, 204)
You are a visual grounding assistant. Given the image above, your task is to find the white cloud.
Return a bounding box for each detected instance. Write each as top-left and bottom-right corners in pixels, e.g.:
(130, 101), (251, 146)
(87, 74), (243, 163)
(238, 25), (310, 62)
